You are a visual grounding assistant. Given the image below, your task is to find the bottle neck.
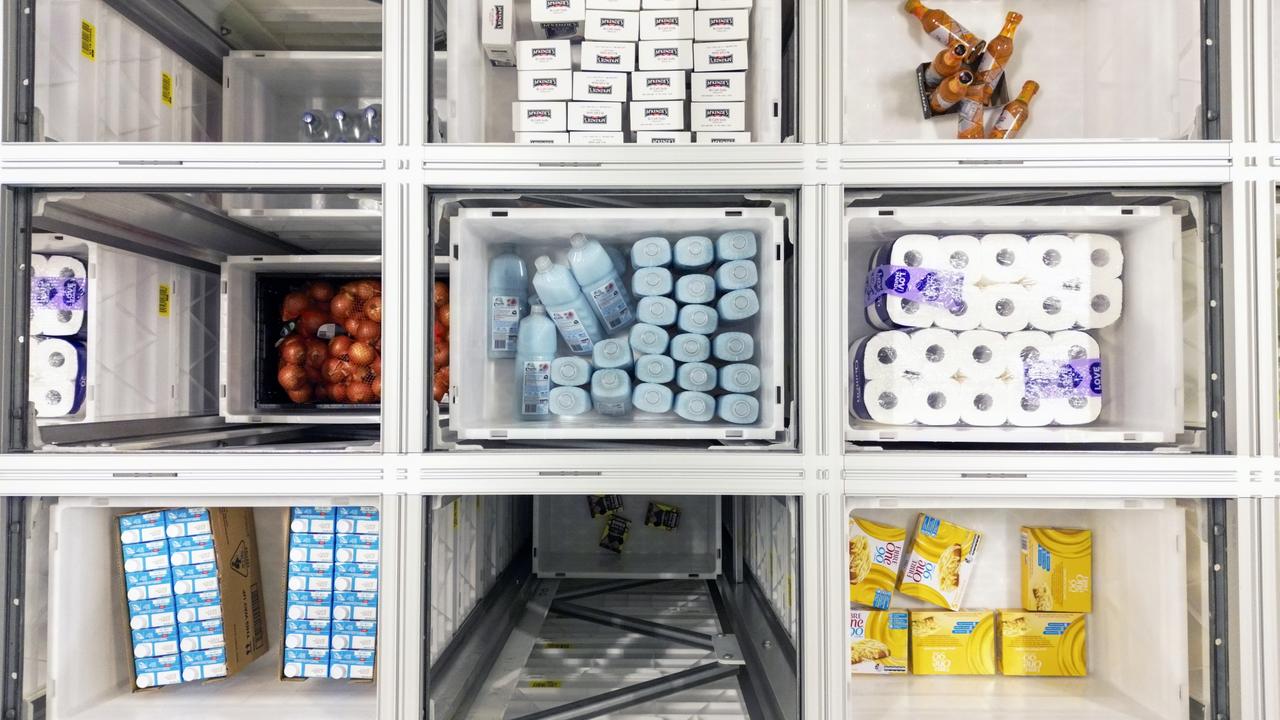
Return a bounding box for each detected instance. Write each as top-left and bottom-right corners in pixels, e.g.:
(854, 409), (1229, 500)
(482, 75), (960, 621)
(1016, 87), (1038, 104)
(999, 18), (1021, 40)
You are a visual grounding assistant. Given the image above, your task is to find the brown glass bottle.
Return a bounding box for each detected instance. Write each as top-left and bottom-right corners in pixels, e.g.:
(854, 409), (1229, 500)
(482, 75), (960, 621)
(924, 40), (969, 87)
(904, 0), (985, 60)
(976, 12), (1023, 102)
(989, 81), (1040, 139)
(955, 86), (986, 139)
(929, 70), (973, 114)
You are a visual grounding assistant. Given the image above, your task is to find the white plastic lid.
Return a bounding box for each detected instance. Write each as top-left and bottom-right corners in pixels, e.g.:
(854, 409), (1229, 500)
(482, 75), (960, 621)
(183, 668), (199, 682)
(288, 606), (306, 620)
(561, 362), (580, 379)
(692, 309), (709, 325)
(137, 676), (153, 689)
(687, 243), (705, 256)
(734, 369), (752, 386)
(689, 398), (708, 414)
(290, 519), (307, 533)
(729, 232), (749, 250)
(285, 634), (302, 648)
(336, 519), (354, 533)
(682, 340), (700, 355)
(124, 559), (142, 572)
(727, 336), (746, 353)
(283, 663), (301, 678)
(535, 255), (553, 271)
(690, 278), (708, 293)
(180, 638), (197, 652)
(174, 581), (192, 594)
(570, 233), (587, 248)
(643, 390), (661, 404)
(289, 577), (305, 591)
(691, 368), (709, 384)
(337, 549), (354, 562)
(289, 548), (306, 561)
(646, 360), (664, 375)
(134, 644), (149, 658)
(335, 577), (352, 591)
(127, 588), (145, 601)
(603, 341), (622, 358)
(643, 273), (660, 288)
(731, 295), (750, 310)
(332, 636), (349, 650)
(731, 265), (749, 280)
(178, 609), (196, 623)
(131, 616), (148, 630)
(330, 665), (348, 679)
(729, 400), (752, 418)
(333, 606), (351, 620)
(638, 330), (658, 345)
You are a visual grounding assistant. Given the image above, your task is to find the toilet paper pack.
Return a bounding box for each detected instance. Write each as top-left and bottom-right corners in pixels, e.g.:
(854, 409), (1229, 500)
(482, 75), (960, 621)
(30, 254), (87, 337)
(849, 609), (909, 675)
(848, 516), (906, 609)
(864, 263), (967, 330)
(898, 514), (982, 611)
(28, 338), (87, 418)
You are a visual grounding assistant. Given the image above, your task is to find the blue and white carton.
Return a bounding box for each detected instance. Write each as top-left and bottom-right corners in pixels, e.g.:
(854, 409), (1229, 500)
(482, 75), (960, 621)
(122, 539), (170, 572)
(164, 507), (211, 538)
(287, 562), (335, 592)
(284, 619), (332, 649)
(178, 619), (225, 652)
(330, 620), (378, 651)
(172, 562), (219, 595)
(128, 596), (176, 630)
(329, 649), (376, 680)
(287, 590), (334, 621)
(168, 534), (216, 566)
(290, 507), (337, 534)
(332, 591), (378, 622)
(289, 533), (336, 563)
(175, 590), (222, 623)
(124, 568), (173, 601)
(334, 563), (379, 593)
(131, 625), (180, 658)
(180, 647), (228, 682)
(283, 648), (331, 679)
(335, 534), (380, 564)
(335, 506), (380, 535)
(119, 511), (166, 545)
(134, 654), (182, 689)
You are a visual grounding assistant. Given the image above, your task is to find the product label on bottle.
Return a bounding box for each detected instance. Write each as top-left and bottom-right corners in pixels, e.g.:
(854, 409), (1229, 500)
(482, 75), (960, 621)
(1022, 358), (1103, 398)
(927, 26), (955, 45)
(597, 397), (627, 416)
(957, 99), (983, 135)
(993, 110), (1017, 134)
(587, 278), (633, 331)
(864, 265), (966, 313)
(550, 309), (594, 353)
(521, 361), (551, 416)
(31, 276), (87, 310)
(490, 296), (521, 352)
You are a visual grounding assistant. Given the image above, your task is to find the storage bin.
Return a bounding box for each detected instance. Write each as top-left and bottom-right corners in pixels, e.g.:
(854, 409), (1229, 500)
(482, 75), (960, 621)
(222, 52), (384, 143)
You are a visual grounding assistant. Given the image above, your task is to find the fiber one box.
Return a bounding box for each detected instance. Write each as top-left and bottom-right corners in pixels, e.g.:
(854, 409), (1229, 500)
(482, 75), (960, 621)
(690, 101), (744, 131)
(694, 8), (750, 40)
(638, 39), (693, 70)
(631, 70), (686, 100)
(568, 101), (624, 131)
(531, 0), (586, 39)
(518, 70), (574, 100)
(517, 40), (573, 70)
(481, 1), (517, 67)
(335, 506), (381, 535)
(694, 40), (748, 71)
(639, 9), (694, 39)
(909, 610), (996, 675)
(570, 132), (625, 143)
(849, 609), (909, 674)
(999, 611), (1088, 676)
(848, 516), (907, 609)
(630, 100), (686, 130)
(290, 507), (336, 535)
(584, 9), (639, 41)
(691, 71), (745, 101)
(636, 131), (691, 142)
(696, 131), (751, 142)
(516, 132), (570, 143)
(587, 0), (639, 8)
(898, 513), (984, 611)
(573, 71), (628, 101)
(513, 102), (569, 132)
(1021, 527), (1093, 613)
(579, 41), (636, 72)
(642, 0), (696, 7)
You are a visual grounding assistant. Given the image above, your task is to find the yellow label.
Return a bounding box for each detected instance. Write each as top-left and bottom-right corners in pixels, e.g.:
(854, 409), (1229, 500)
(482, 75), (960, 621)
(909, 610), (995, 675)
(1021, 527), (1092, 613)
(161, 72), (174, 107)
(528, 680), (561, 688)
(157, 284), (171, 318)
(849, 609), (908, 675)
(542, 642), (573, 649)
(897, 514), (983, 611)
(999, 611), (1087, 676)
(452, 500), (459, 529)
(848, 516), (906, 609)
(80, 20), (96, 61)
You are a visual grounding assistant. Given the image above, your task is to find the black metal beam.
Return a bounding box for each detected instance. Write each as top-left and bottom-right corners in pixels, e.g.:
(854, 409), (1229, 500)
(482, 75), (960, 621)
(553, 579), (661, 603)
(101, 1), (231, 81)
(5, 0), (36, 141)
(1208, 499), (1230, 720)
(2, 190), (33, 452)
(549, 600), (715, 650)
(2, 498), (27, 720)
(510, 662), (740, 720)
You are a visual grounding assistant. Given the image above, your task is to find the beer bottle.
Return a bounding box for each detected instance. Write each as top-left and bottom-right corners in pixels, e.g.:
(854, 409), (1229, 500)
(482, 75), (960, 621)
(904, 0), (984, 60)
(929, 70), (973, 114)
(976, 12), (1023, 102)
(924, 40), (969, 87)
(955, 86), (986, 139)
(989, 80), (1039, 139)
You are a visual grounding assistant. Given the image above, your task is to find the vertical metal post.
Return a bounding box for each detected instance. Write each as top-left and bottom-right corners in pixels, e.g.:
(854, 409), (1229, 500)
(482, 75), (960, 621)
(1207, 498), (1230, 720)
(422, 496), (433, 720)
(1199, 0), (1221, 139)
(2, 498), (26, 720)
(1, 189), (33, 453)
(5, 0), (37, 142)
(1204, 192), (1226, 455)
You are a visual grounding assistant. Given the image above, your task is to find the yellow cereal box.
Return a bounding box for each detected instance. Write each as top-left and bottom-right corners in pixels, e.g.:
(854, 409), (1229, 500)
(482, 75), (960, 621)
(909, 610), (995, 676)
(999, 611), (1088, 676)
(849, 517), (906, 609)
(897, 514), (983, 610)
(849, 609), (909, 674)
(1021, 527), (1092, 613)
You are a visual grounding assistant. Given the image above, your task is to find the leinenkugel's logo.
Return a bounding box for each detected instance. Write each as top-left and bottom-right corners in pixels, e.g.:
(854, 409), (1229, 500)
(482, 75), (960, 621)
(654, 16), (679, 28)
(582, 113), (608, 124)
(532, 47), (556, 59)
(490, 5), (504, 29)
(645, 107), (669, 118)
(646, 77), (671, 89)
(597, 50), (621, 65)
(708, 50), (734, 64)
(709, 16), (734, 29)
(587, 82), (612, 94)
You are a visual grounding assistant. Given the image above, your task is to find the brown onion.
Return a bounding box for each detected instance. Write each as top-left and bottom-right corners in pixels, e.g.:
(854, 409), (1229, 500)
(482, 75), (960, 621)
(348, 341), (376, 368)
(331, 292), (356, 322)
(434, 281), (448, 307)
(437, 303), (450, 328)
(282, 292), (309, 321)
(366, 296), (382, 323)
(343, 318), (362, 337)
(347, 379), (375, 404)
(298, 309), (328, 337)
(308, 282), (334, 303)
(322, 357), (349, 384)
(354, 280), (379, 301)
(304, 339), (328, 368)
(354, 319), (380, 343)
(372, 355), (382, 374)
(279, 339), (306, 365)
(329, 336), (353, 361)
(329, 382), (349, 403)
(286, 386), (313, 404)
(434, 341), (449, 369)
(372, 373), (382, 399)
(305, 365), (324, 385)
(277, 364), (308, 391)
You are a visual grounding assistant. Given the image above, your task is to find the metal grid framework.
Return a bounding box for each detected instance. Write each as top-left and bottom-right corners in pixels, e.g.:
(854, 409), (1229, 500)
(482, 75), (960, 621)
(0, 0), (1276, 719)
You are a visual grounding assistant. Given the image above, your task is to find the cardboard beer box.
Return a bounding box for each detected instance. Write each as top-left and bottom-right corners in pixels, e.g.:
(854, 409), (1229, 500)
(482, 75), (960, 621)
(481, 1), (516, 66)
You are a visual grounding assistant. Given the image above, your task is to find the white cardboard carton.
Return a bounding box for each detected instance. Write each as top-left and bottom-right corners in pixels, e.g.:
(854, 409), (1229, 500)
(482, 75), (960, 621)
(531, 0), (587, 40)
(631, 70), (687, 100)
(574, 71), (629, 102)
(630, 100), (686, 130)
(512, 101), (569, 132)
(481, 1), (517, 66)
(516, 132), (571, 144)
(585, 10), (640, 41)
(697, 131), (751, 142)
(636, 131), (692, 143)
(690, 101), (744, 131)
(517, 40), (574, 70)
(639, 9), (695, 39)
(567, 101), (624, 131)
(693, 8), (750, 40)
(580, 41), (637, 72)
(587, 0), (640, 7)
(519, 70), (574, 100)
(642, 0), (696, 7)
(638, 39), (694, 70)
(694, 40), (748, 71)
(696, 0), (752, 7)
(690, 71), (745, 101)
(570, 131), (626, 143)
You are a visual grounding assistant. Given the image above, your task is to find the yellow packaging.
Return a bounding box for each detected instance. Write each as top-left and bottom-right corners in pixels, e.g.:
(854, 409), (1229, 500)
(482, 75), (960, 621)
(909, 610), (995, 675)
(848, 517), (906, 609)
(898, 514), (982, 610)
(999, 611), (1088, 676)
(849, 609), (908, 675)
(1021, 527), (1092, 612)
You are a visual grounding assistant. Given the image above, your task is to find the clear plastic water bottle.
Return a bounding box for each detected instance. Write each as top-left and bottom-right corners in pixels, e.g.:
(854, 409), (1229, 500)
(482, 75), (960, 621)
(717, 230), (758, 261)
(550, 386), (592, 416)
(515, 305), (556, 419)
(332, 108), (364, 143)
(713, 332), (754, 362)
(631, 236), (672, 268)
(551, 356), (592, 386)
(677, 362), (717, 392)
(532, 256), (605, 354)
(719, 363), (761, 393)
(361, 103), (383, 143)
(674, 391), (715, 422)
(593, 336), (633, 371)
(632, 267), (673, 297)
(299, 110), (331, 142)
(715, 260), (758, 291)
(633, 383), (674, 414)
(630, 323), (670, 357)
(678, 305), (718, 335)
(717, 289), (760, 322)
(634, 354), (675, 384)
(673, 235), (714, 271)
(674, 274), (715, 305)
(488, 246), (528, 359)
(717, 393), (760, 424)
(670, 333), (710, 363)
(591, 369), (632, 416)
(568, 234), (634, 333)
(637, 296), (677, 327)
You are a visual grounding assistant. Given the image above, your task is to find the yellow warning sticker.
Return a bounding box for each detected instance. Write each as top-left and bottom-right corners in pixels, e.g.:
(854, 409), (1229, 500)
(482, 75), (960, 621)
(80, 20), (96, 61)
(528, 680), (562, 688)
(542, 642), (573, 650)
(161, 72), (173, 107)
(158, 284), (171, 318)
(452, 500), (459, 529)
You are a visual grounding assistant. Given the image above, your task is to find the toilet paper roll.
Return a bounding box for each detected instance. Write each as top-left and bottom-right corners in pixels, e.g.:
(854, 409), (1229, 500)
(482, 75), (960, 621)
(908, 328), (962, 381)
(1079, 276), (1123, 329)
(1006, 330), (1053, 367)
(938, 235), (982, 277)
(1052, 330), (1101, 362)
(978, 234), (1031, 284)
(850, 331), (916, 382)
(1005, 390), (1056, 427)
(976, 285), (1031, 333)
(852, 377), (922, 425)
(888, 234), (942, 268)
(31, 255), (87, 337)
(1054, 394), (1103, 426)
(1074, 233), (1124, 278)
(1027, 234), (1082, 275)
(954, 329), (1013, 381)
(29, 337), (85, 381)
(933, 284), (983, 332)
(866, 294), (937, 331)
(959, 380), (1015, 427)
(915, 379), (964, 426)
(29, 374), (85, 418)
(1025, 282), (1078, 332)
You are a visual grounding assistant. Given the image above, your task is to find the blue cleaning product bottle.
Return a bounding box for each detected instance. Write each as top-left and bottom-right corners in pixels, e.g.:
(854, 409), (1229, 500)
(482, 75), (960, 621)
(532, 255), (604, 354)
(634, 354), (675, 384)
(673, 235), (714, 271)
(487, 246), (529, 359)
(550, 356), (592, 387)
(631, 236), (671, 268)
(670, 333), (710, 363)
(716, 230), (758, 261)
(629, 323), (670, 357)
(717, 289), (760, 322)
(569, 234), (635, 333)
(604, 244), (628, 277)
(637, 296), (677, 327)
(713, 332), (754, 362)
(633, 383), (674, 414)
(677, 305), (719, 335)
(515, 305), (557, 419)
(593, 337), (633, 371)
(717, 394), (760, 424)
(550, 386), (592, 416)
(591, 369), (632, 416)
(677, 362), (717, 392)
(719, 363), (761, 393)
(674, 274), (715, 305)
(715, 260), (758, 291)
(632, 267), (673, 297)
(674, 391), (715, 422)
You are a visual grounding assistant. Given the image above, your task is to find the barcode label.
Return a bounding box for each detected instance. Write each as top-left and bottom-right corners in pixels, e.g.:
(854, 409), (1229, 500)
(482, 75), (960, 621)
(494, 340), (507, 350)
(250, 583), (266, 649)
(80, 20), (96, 61)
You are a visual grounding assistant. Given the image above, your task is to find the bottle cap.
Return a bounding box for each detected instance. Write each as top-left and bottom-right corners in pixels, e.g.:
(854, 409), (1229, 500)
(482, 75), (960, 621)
(560, 362), (579, 379)
(691, 368), (709, 384)
(689, 397), (707, 414)
(639, 330), (658, 345)
(731, 294), (751, 311)
(602, 341), (621, 358)
(643, 390), (661, 405)
(734, 369), (752, 386)
(731, 265), (749, 280)
(644, 273), (661, 288)
(640, 239), (661, 256)
(600, 372), (619, 388)
(692, 309), (709, 325)
(569, 233), (587, 248)
(646, 359), (664, 375)
(682, 339), (700, 355)
(729, 399), (751, 418)
(534, 256), (553, 272)
(726, 336), (746, 354)
(555, 391), (576, 409)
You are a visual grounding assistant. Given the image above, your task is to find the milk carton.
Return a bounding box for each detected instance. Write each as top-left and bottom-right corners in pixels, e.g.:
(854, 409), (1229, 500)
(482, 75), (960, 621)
(283, 648), (331, 679)
(131, 625), (180, 658)
(172, 561), (218, 595)
(178, 619), (226, 652)
(168, 534), (215, 566)
(175, 590), (222, 623)
(180, 647), (228, 682)
(129, 596), (176, 630)
(124, 568), (173, 601)
(290, 507), (336, 534)
(330, 620), (378, 651)
(333, 591), (379, 622)
(134, 655), (182, 689)
(287, 562), (336, 592)
(329, 649), (376, 680)
(285, 620), (333, 649)
(119, 511), (166, 544)
(287, 590), (334, 621)
(164, 507), (211, 538)
(289, 532), (336, 563)
(334, 563), (379, 593)
(335, 506), (381, 535)
(122, 539), (170, 572)
(481, 1), (516, 66)
(336, 534), (380, 564)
